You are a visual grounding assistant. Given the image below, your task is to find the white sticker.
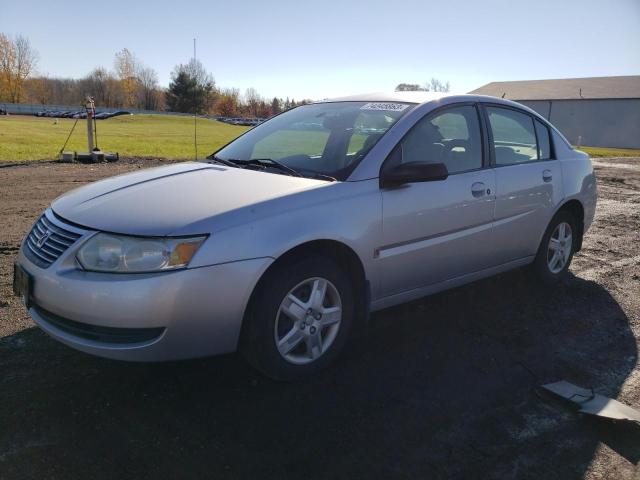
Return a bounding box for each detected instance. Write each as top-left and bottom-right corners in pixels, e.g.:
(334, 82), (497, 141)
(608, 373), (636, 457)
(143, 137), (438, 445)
(360, 102), (409, 112)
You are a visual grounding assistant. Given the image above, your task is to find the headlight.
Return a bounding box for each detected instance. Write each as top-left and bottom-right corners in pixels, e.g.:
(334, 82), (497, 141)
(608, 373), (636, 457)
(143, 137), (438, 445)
(77, 233), (206, 273)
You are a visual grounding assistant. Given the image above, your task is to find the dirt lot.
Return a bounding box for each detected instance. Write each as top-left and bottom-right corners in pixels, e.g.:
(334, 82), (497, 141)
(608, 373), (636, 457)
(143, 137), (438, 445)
(1, 158), (639, 479)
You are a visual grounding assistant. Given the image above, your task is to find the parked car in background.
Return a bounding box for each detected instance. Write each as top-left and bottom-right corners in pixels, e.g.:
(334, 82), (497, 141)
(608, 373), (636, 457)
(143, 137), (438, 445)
(0, 107), (7, 115)
(13, 92), (597, 380)
(219, 117), (265, 126)
(30, 109), (133, 120)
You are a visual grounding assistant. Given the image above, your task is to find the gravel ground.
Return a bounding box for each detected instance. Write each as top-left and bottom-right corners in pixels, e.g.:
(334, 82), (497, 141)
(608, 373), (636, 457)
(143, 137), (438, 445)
(1, 157), (639, 480)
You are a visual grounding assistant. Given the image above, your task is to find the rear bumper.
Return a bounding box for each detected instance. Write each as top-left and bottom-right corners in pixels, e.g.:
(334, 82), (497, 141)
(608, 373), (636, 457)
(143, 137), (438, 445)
(584, 182), (597, 234)
(17, 248), (272, 361)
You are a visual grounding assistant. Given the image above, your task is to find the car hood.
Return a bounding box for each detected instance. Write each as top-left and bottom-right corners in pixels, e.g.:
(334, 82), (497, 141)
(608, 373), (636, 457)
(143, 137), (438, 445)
(52, 162), (327, 235)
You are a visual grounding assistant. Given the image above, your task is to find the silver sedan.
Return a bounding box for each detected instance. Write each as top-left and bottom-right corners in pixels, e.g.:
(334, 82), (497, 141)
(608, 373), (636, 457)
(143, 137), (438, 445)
(13, 92), (597, 380)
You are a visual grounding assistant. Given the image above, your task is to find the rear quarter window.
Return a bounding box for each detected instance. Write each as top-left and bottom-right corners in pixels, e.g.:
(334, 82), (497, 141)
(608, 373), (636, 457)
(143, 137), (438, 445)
(535, 119), (552, 160)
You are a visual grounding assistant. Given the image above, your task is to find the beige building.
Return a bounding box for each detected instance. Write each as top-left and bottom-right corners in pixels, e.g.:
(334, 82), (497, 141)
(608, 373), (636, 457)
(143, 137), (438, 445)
(470, 76), (640, 149)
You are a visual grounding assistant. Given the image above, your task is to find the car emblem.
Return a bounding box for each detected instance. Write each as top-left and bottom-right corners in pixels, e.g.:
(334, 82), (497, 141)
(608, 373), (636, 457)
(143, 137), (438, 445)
(37, 230), (51, 248)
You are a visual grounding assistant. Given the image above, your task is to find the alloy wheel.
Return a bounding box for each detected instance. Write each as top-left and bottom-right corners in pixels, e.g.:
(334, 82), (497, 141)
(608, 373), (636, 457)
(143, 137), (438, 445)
(274, 277), (342, 365)
(547, 221), (573, 274)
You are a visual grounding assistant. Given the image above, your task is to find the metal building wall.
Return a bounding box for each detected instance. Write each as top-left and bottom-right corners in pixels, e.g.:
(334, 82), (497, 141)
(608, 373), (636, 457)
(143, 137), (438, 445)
(518, 99), (640, 149)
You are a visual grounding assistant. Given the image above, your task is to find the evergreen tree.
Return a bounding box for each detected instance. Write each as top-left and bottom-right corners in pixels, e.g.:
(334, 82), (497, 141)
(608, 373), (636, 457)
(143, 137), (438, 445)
(271, 97), (281, 115)
(165, 71), (197, 112)
(165, 70), (213, 113)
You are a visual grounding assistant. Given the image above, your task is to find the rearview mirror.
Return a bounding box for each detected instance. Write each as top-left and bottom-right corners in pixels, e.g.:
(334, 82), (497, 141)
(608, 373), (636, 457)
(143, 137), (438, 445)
(380, 162), (449, 188)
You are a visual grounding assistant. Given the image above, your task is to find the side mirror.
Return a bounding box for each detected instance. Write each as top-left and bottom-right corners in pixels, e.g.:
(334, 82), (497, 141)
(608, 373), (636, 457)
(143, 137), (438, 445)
(380, 162), (449, 188)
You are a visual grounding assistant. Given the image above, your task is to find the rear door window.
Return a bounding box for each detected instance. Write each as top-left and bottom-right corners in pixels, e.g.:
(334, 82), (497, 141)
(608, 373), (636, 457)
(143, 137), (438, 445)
(486, 107), (539, 165)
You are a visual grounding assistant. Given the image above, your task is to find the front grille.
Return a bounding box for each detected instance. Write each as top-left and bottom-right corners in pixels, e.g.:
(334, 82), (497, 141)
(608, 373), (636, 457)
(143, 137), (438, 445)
(24, 213), (82, 268)
(35, 306), (166, 344)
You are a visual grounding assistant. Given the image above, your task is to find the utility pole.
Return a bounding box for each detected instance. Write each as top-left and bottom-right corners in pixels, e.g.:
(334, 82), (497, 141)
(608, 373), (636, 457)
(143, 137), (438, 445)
(193, 38), (198, 161)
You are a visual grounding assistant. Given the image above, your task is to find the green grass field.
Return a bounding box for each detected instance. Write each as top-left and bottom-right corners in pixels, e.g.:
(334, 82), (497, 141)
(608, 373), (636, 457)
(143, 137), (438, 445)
(575, 146), (640, 158)
(0, 114), (249, 162)
(1, 114), (639, 162)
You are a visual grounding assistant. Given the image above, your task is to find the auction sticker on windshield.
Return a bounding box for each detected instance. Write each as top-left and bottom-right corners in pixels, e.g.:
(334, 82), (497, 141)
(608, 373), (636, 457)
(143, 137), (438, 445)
(360, 103), (409, 112)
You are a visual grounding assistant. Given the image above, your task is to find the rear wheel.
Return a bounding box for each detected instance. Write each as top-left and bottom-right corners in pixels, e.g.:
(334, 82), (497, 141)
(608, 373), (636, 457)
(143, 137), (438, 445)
(241, 256), (354, 381)
(532, 210), (577, 284)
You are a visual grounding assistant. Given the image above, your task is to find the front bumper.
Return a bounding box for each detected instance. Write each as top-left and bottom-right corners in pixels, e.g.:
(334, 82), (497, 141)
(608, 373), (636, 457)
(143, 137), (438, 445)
(16, 247), (272, 361)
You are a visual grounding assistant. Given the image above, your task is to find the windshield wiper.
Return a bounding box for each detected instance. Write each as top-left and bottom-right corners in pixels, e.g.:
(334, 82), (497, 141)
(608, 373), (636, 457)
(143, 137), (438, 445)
(231, 158), (303, 177)
(205, 154), (241, 168)
(305, 173), (337, 182)
(206, 155), (316, 180)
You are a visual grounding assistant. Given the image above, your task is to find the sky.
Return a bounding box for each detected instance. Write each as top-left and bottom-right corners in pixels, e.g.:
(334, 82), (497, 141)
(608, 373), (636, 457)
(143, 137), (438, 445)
(1, 0), (639, 100)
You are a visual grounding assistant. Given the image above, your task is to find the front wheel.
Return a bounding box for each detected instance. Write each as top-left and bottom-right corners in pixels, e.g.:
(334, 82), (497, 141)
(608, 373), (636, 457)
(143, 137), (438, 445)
(532, 211), (577, 284)
(240, 256), (355, 381)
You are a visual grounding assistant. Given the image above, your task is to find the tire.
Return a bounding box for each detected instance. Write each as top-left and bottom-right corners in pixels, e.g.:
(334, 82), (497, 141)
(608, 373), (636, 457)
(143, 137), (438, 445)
(240, 256), (355, 381)
(532, 210), (578, 285)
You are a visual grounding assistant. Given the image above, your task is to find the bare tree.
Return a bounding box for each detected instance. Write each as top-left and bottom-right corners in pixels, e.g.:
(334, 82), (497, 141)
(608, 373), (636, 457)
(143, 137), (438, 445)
(222, 87), (240, 102)
(244, 87), (261, 116)
(137, 66), (159, 110)
(83, 67), (113, 106)
(424, 77), (450, 92)
(0, 33), (38, 103)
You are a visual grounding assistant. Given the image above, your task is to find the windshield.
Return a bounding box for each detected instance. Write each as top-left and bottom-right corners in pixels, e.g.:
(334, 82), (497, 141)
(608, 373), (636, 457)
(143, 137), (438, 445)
(213, 101), (413, 180)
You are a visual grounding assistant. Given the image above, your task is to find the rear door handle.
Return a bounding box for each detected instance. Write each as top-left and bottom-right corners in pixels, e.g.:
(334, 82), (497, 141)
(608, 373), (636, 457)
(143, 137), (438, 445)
(471, 182), (486, 197)
(542, 169), (553, 182)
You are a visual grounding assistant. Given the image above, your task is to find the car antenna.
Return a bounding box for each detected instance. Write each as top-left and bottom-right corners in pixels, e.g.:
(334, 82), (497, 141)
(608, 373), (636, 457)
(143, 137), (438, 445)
(193, 38), (198, 161)
(501, 92), (506, 98)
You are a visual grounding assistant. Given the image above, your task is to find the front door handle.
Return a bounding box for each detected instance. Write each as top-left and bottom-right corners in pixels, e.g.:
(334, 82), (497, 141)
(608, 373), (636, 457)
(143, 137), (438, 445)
(542, 169), (553, 182)
(471, 182), (486, 197)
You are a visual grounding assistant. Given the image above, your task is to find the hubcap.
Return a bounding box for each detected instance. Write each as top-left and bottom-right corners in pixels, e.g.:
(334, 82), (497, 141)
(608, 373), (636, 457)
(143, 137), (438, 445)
(274, 277), (342, 365)
(547, 221), (573, 274)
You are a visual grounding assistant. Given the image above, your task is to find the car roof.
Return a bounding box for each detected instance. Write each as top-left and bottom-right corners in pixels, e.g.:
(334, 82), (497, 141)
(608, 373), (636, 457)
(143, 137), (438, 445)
(316, 91), (535, 110)
(316, 91), (452, 104)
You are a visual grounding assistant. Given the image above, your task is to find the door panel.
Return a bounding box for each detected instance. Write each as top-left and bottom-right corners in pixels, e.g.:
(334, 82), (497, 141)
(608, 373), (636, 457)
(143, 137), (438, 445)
(483, 105), (564, 264)
(492, 160), (563, 263)
(379, 169), (496, 297)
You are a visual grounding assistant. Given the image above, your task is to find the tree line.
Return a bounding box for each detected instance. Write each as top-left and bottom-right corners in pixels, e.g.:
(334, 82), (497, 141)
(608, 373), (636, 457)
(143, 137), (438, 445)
(395, 78), (450, 92)
(0, 33), (310, 118)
